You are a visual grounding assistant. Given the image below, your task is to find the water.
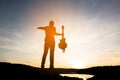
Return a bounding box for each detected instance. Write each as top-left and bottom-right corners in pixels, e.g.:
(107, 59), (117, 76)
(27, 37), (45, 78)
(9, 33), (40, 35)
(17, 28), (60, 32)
(60, 74), (94, 80)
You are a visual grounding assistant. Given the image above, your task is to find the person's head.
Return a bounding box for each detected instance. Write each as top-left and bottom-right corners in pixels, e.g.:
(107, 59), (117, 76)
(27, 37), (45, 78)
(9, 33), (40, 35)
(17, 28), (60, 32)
(49, 20), (54, 26)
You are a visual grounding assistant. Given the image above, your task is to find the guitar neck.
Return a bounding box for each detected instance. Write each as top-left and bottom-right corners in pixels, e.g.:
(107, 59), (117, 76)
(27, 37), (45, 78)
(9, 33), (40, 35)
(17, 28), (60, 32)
(62, 26), (64, 39)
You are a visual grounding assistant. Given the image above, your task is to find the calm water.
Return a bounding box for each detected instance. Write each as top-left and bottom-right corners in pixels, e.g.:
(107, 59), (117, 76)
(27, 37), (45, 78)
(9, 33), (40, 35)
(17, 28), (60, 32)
(60, 74), (94, 80)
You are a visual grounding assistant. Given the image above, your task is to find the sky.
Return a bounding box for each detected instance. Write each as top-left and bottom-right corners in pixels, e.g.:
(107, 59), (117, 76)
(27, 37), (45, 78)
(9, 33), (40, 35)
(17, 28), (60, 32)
(0, 0), (120, 68)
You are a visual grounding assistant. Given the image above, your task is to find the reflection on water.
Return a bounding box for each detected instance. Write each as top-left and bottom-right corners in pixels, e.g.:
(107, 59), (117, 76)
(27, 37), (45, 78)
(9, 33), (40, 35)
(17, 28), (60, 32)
(60, 74), (94, 80)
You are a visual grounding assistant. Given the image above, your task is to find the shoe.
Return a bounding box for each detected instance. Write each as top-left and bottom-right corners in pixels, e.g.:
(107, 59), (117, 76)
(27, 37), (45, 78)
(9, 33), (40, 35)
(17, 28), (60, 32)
(49, 66), (54, 69)
(41, 65), (44, 69)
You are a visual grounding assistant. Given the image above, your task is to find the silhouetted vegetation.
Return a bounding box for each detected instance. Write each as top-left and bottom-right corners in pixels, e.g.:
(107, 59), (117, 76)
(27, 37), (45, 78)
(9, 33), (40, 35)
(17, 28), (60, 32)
(77, 66), (120, 80)
(0, 62), (82, 80)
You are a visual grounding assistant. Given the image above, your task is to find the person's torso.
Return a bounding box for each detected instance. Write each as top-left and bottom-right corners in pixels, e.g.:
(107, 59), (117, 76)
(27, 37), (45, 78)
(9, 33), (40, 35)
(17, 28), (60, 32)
(45, 26), (56, 41)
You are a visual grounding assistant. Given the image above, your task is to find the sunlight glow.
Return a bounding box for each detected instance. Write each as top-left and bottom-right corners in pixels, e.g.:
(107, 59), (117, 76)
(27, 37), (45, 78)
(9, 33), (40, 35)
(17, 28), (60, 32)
(72, 63), (85, 69)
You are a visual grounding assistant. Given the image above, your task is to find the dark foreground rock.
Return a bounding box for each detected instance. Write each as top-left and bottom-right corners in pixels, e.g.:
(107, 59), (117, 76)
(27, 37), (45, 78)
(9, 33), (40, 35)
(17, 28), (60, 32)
(0, 62), (83, 80)
(77, 66), (120, 80)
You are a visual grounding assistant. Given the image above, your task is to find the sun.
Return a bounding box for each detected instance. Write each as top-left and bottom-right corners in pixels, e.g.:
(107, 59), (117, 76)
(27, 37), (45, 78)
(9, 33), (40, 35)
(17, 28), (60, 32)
(72, 63), (85, 69)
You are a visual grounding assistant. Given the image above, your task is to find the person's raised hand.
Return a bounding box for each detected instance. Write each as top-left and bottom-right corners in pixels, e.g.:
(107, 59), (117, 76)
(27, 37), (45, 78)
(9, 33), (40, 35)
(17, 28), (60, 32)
(62, 33), (64, 36)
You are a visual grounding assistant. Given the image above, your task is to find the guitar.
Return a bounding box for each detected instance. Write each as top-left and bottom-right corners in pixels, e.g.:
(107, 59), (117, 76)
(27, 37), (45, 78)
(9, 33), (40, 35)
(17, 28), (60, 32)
(58, 25), (67, 53)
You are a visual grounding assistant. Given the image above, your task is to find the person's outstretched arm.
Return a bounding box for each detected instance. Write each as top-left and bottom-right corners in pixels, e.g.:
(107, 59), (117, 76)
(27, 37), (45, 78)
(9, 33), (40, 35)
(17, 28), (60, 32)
(37, 26), (46, 30)
(55, 32), (63, 36)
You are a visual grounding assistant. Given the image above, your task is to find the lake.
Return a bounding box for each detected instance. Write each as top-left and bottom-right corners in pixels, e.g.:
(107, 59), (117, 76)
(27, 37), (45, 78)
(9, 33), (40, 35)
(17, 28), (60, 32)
(60, 74), (94, 80)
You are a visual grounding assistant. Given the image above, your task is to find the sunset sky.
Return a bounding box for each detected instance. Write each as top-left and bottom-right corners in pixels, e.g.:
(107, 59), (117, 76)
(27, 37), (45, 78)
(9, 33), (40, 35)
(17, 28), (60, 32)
(0, 0), (120, 68)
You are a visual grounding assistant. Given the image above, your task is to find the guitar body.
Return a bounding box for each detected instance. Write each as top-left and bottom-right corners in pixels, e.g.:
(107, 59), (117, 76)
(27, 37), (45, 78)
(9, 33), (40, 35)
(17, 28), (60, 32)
(58, 38), (67, 52)
(58, 26), (67, 52)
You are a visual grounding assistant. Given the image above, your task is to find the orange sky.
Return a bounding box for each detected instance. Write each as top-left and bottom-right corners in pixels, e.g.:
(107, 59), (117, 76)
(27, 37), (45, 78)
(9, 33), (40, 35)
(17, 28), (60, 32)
(0, 0), (120, 68)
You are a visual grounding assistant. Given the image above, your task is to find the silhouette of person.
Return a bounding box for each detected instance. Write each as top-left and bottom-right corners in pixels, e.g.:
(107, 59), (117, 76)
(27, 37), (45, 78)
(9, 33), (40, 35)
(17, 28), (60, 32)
(37, 20), (63, 69)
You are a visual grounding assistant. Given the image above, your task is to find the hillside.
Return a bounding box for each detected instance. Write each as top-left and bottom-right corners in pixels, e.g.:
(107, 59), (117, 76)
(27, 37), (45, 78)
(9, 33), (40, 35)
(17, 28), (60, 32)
(1, 62), (120, 80)
(0, 62), (82, 80)
(77, 65), (120, 80)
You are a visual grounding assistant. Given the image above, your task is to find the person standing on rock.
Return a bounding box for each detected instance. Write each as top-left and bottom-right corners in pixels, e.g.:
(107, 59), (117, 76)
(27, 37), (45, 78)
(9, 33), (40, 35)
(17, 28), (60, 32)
(37, 20), (63, 69)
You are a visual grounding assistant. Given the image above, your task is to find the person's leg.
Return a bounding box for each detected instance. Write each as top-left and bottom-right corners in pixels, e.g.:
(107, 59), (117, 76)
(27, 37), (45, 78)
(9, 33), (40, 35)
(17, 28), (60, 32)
(41, 42), (49, 68)
(50, 42), (55, 68)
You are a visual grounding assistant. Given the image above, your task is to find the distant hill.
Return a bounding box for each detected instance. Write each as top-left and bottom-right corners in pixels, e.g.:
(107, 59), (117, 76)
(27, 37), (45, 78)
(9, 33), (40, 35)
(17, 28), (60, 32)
(0, 62), (82, 80)
(77, 65), (120, 80)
